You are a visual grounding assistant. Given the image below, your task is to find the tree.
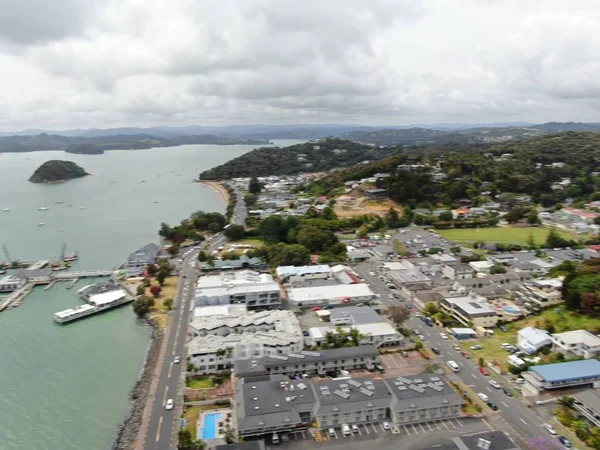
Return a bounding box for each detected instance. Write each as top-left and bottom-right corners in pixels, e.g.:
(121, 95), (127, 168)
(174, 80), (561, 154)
(178, 430), (194, 450)
(164, 298), (173, 311)
(527, 211), (541, 225)
(167, 243), (180, 256)
(439, 210), (454, 221)
(197, 250), (208, 262)
(136, 284), (146, 296)
(478, 357), (484, 367)
(557, 396), (575, 410)
(258, 215), (284, 243)
(248, 176), (262, 194)
(415, 339), (423, 350)
(357, 225), (369, 239)
(385, 207), (401, 228)
(150, 285), (162, 298)
(146, 264), (158, 276)
(388, 306), (410, 328)
(132, 296), (154, 318)
(223, 427), (236, 445)
(322, 206), (337, 220)
(526, 232), (536, 249)
(490, 264), (507, 274)
(423, 302), (438, 315)
(156, 271), (167, 286)
(225, 224), (245, 241)
(545, 229), (570, 248)
(243, 193), (257, 207)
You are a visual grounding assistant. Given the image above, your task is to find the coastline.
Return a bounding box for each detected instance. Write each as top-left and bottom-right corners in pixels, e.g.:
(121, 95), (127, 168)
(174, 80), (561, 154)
(112, 320), (163, 450)
(199, 180), (230, 204)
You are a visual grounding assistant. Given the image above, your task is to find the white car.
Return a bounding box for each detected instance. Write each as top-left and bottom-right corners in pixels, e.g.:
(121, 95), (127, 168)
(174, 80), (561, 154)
(543, 423), (558, 435)
(382, 421), (391, 430)
(174, 356), (181, 364)
(489, 379), (501, 389)
(351, 424), (359, 433)
(341, 424), (351, 436)
(440, 333), (448, 340)
(376, 293), (381, 298)
(340, 370), (350, 377)
(328, 428), (336, 438)
(477, 393), (489, 402)
(165, 398), (174, 410)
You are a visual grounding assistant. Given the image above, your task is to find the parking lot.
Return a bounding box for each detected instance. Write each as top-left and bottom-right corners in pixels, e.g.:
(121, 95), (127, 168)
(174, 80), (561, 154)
(269, 418), (491, 450)
(379, 351), (430, 377)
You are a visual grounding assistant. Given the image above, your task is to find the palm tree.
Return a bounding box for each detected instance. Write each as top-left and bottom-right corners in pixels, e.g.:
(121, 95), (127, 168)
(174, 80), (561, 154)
(557, 396), (575, 410)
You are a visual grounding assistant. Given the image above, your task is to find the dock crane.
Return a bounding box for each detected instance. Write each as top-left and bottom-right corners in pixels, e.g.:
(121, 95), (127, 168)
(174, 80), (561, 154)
(2, 244), (19, 267)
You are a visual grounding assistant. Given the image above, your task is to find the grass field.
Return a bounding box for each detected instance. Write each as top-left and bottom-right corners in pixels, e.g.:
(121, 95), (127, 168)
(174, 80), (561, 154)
(186, 377), (215, 389)
(436, 227), (576, 245)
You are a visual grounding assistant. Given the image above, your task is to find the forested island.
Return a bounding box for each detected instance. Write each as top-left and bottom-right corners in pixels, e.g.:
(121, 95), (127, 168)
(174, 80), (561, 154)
(29, 160), (89, 183)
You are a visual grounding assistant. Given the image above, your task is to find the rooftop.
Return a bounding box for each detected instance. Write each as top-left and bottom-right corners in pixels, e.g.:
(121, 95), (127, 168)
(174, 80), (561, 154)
(88, 289), (127, 306)
(518, 327), (551, 346)
(530, 359), (600, 383)
(443, 295), (496, 316)
(275, 265), (332, 279)
(189, 309), (301, 335)
(287, 283), (375, 304)
(387, 269), (431, 285)
(573, 389), (600, 414)
(329, 306), (382, 325)
(552, 330), (600, 347)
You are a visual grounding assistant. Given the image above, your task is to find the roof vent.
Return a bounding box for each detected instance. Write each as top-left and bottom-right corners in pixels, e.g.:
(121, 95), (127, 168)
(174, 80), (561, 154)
(252, 386), (256, 389)
(253, 397), (258, 401)
(275, 404), (280, 407)
(254, 406), (260, 410)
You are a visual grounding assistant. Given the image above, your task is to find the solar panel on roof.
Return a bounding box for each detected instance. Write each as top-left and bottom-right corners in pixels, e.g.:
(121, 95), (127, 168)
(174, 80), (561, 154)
(427, 383), (443, 392)
(302, 350), (322, 357)
(359, 387), (374, 397)
(408, 384), (425, 394)
(367, 385), (375, 390)
(418, 383), (427, 388)
(398, 386), (407, 391)
(395, 381), (404, 386)
(269, 354), (289, 360)
(334, 389), (350, 399)
(430, 377), (440, 381)
(296, 382), (307, 390)
(339, 383), (348, 388)
(414, 378), (423, 383)
(288, 353), (306, 359)
(348, 379), (362, 388)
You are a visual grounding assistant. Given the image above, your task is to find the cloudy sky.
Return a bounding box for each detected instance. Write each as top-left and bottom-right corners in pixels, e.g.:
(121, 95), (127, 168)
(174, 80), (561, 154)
(1, 0), (599, 130)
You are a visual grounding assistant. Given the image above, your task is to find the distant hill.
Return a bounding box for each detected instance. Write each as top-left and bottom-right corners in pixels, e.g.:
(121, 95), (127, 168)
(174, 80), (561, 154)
(199, 138), (401, 180)
(29, 160), (89, 183)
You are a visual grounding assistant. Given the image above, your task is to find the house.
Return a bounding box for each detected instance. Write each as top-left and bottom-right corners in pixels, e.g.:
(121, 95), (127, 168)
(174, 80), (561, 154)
(440, 294), (499, 328)
(347, 248), (370, 262)
(452, 207), (471, 219)
(551, 330), (600, 359)
(287, 283), (376, 306)
(470, 207), (487, 216)
(468, 261), (494, 274)
(522, 359), (600, 394)
(276, 265), (332, 283)
(233, 373), (463, 438)
(554, 208), (599, 225)
(307, 322), (403, 348)
(573, 389), (600, 428)
(442, 264), (474, 280)
(449, 328), (478, 340)
(517, 327), (552, 353)
(329, 306), (381, 326)
(0, 274), (26, 292)
(515, 278), (563, 307)
(125, 243), (160, 270)
(364, 188), (387, 199)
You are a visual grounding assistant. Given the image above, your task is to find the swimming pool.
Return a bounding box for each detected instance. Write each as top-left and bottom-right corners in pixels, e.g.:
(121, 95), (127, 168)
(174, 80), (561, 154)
(504, 306), (521, 314)
(200, 412), (223, 440)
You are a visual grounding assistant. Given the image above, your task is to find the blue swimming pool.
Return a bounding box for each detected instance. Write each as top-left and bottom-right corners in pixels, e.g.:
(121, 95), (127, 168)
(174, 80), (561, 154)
(201, 412), (223, 440)
(504, 306), (521, 314)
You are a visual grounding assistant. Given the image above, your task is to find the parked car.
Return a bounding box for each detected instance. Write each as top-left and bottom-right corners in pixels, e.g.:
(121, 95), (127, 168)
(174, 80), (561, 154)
(477, 393), (489, 402)
(471, 345), (483, 350)
(486, 401), (498, 411)
(440, 333), (448, 340)
(415, 313), (421, 318)
(340, 370), (350, 377)
(352, 424), (359, 433)
(328, 428), (337, 438)
(454, 345), (461, 351)
(383, 422), (391, 430)
(311, 306), (321, 311)
(558, 436), (572, 448)
(461, 351), (471, 359)
(479, 366), (490, 376)
(341, 424), (351, 436)
(165, 399), (174, 410)
(489, 379), (501, 389)
(543, 423), (558, 435)
(174, 356), (181, 364)
(499, 325), (509, 332)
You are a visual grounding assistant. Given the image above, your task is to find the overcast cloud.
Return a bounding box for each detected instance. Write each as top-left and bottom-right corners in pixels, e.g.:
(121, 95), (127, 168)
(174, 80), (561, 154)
(1, 0), (600, 130)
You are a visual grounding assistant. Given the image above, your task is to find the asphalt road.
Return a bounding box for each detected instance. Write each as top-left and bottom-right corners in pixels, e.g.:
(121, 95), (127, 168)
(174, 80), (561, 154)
(353, 262), (549, 447)
(227, 183), (248, 227)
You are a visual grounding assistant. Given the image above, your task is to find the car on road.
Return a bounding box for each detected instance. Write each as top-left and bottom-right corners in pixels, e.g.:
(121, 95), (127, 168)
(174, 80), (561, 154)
(165, 399), (174, 410)
(543, 423), (558, 435)
(486, 401), (498, 411)
(479, 366), (490, 376)
(415, 313), (421, 318)
(328, 428), (337, 438)
(174, 356), (181, 364)
(311, 306), (322, 311)
(471, 345), (483, 350)
(440, 332), (448, 340)
(461, 351), (471, 359)
(558, 436), (572, 448)
(389, 294), (395, 299)
(502, 388), (513, 397)
(489, 379), (501, 389)
(454, 345), (461, 351)
(369, 272), (376, 276)
(351, 424), (359, 433)
(431, 347), (441, 355)
(382, 422), (391, 430)
(376, 293), (381, 298)
(477, 393), (489, 402)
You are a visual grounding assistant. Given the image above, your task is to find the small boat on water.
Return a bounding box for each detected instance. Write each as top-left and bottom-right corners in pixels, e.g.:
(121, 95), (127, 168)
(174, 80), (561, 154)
(38, 222), (46, 226)
(52, 265), (69, 271)
(63, 252), (78, 262)
(56, 200), (65, 204)
(78, 206), (86, 210)
(38, 207), (50, 211)
(153, 200), (159, 204)
(2, 208), (9, 212)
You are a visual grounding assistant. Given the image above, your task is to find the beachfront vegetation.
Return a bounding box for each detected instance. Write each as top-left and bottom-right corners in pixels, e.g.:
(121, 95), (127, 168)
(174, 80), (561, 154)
(159, 211), (227, 243)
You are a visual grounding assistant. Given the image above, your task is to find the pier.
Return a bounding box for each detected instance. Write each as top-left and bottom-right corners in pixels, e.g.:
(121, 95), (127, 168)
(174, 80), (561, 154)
(0, 283), (34, 311)
(52, 270), (113, 279)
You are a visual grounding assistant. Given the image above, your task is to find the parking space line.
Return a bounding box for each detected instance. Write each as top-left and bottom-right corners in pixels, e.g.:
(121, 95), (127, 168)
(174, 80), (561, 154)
(455, 419), (464, 428)
(427, 423), (434, 432)
(404, 425), (411, 436)
(441, 420), (449, 430)
(434, 421), (441, 431)
(411, 424), (418, 434)
(363, 424), (370, 435)
(372, 423), (379, 433)
(448, 420), (457, 429)
(418, 423), (426, 432)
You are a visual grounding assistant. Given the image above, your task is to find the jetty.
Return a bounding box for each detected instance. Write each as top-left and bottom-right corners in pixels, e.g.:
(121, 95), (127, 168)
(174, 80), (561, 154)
(0, 283), (34, 311)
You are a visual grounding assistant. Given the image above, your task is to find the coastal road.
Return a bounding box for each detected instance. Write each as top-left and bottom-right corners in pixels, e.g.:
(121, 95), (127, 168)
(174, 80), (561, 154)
(226, 183), (248, 227)
(353, 262), (547, 446)
(144, 249), (198, 450)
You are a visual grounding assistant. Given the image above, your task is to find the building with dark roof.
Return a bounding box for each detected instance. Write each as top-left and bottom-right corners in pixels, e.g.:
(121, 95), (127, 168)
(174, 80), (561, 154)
(234, 373), (464, 438)
(573, 389), (600, 427)
(125, 243), (160, 269)
(234, 346), (380, 379)
(329, 306), (382, 326)
(214, 442), (265, 450)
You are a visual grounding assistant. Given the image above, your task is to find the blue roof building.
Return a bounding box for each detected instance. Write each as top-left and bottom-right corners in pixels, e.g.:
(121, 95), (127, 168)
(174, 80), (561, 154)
(523, 359), (600, 392)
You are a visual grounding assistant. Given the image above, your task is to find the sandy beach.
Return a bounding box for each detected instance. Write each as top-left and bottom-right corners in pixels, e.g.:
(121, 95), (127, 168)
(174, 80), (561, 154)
(199, 180), (230, 204)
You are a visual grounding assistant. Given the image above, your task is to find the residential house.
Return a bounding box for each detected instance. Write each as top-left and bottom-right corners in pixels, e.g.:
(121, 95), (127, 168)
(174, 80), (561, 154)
(551, 330), (600, 359)
(307, 322), (403, 348)
(442, 264), (474, 280)
(517, 327), (552, 353)
(515, 278), (563, 307)
(364, 188), (387, 199)
(440, 294), (499, 328)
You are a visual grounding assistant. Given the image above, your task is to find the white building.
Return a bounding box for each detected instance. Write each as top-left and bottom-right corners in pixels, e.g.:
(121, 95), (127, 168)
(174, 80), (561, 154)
(193, 270), (281, 310)
(88, 289), (127, 306)
(287, 283), (376, 306)
(307, 322), (403, 348)
(0, 275), (26, 292)
(276, 265), (332, 283)
(468, 261), (494, 273)
(551, 330), (600, 359)
(517, 327), (552, 353)
(440, 294), (499, 328)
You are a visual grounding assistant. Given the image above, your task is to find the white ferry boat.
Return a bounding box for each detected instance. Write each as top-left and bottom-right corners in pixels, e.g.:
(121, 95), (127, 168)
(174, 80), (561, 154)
(53, 289), (132, 324)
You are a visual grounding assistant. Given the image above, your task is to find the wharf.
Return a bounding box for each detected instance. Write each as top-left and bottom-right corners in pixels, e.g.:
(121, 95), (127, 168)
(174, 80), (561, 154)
(0, 283), (34, 311)
(67, 278), (79, 289)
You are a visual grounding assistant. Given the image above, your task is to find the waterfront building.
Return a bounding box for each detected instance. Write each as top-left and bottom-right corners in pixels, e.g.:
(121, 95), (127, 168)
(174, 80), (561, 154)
(125, 243), (160, 270)
(0, 275), (26, 292)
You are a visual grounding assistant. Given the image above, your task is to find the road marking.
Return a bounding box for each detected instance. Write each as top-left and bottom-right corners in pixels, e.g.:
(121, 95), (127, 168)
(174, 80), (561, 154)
(411, 424), (418, 434)
(519, 418), (528, 425)
(372, 423), (379, 433)
(156, 416), (163, 442)
(168, 363), (173, 379)
(502, 401), (509, 408)
(485, 387), (492, 392)
(404, 425), (411, 435)
(427, 423), (434, 431)
(441, 420), (449, 430)
(458, 361), (464, 367)
(364, 424), (370, 435)
(419, 423), (426, 432)
(471, 374), (477, 378)
(455, 419), (463, 428)
(163, 386), (169, 406)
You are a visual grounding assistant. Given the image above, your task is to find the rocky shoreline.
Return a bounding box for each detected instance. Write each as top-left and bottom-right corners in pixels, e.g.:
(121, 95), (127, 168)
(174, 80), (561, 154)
(112, 321), (164, 450)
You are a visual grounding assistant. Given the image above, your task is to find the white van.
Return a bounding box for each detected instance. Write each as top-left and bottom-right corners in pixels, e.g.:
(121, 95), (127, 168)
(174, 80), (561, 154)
(272, 433), (280, 444)
(446, 360), (460, 373)
(341, 424), (351, 436)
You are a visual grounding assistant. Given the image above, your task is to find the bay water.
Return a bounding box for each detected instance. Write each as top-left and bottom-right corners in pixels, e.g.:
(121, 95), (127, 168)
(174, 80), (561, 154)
(0, 140), (301, 450)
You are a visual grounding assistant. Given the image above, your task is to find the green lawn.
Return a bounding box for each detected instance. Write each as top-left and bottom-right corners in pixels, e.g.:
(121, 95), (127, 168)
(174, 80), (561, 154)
(436, 227), (576, 245)
(532, 306), (600, 334)
(458, 327), (518, 368)
(186, 377), (214, 389)
(183, 406), (202, 440)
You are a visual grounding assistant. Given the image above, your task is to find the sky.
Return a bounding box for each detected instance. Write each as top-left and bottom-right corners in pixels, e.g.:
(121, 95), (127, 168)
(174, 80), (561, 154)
(1, 0), (600, 131)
